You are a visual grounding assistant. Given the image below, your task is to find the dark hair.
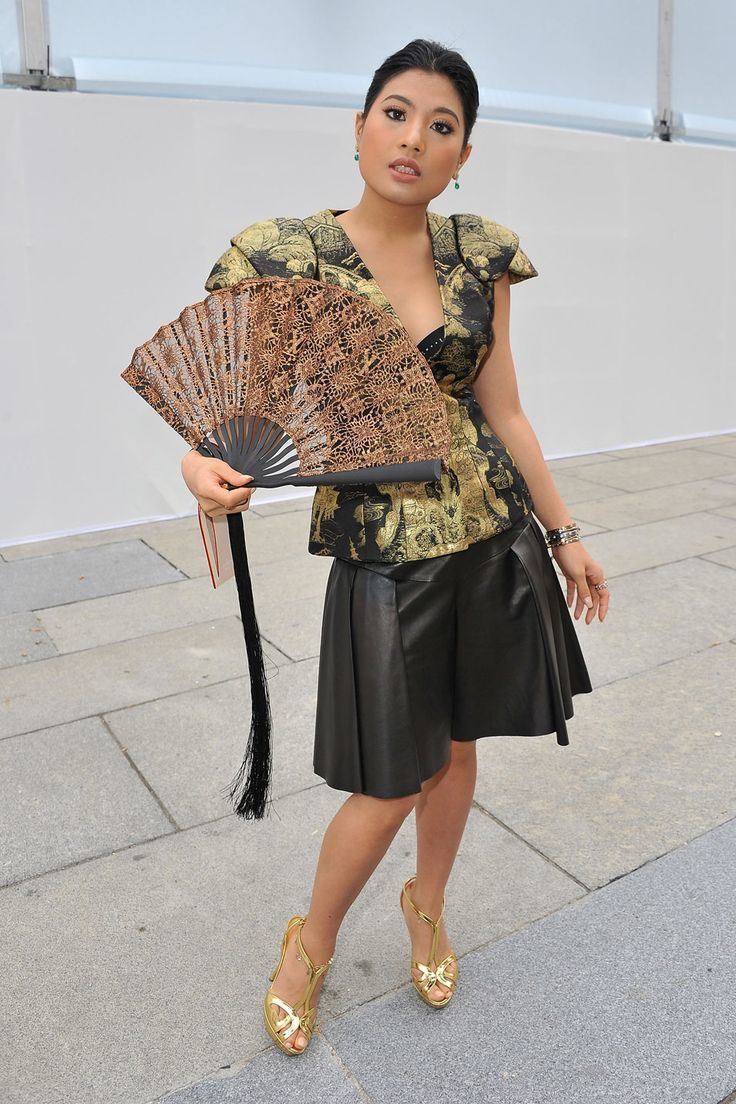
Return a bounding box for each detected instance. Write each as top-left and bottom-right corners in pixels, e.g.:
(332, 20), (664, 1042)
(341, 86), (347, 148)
(361, 39), (479, 150)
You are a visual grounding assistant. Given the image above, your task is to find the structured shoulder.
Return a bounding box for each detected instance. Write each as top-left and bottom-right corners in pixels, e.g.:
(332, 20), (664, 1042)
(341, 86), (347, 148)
(204, 216), (317, 292)
(452, 212), (538, 285)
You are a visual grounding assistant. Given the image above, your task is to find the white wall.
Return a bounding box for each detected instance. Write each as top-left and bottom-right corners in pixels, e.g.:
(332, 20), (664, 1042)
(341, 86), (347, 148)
(1, 87), (734, 546)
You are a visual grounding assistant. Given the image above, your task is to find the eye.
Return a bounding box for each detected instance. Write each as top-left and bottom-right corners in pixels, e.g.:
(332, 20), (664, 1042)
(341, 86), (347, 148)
(383, 106), (455, 135)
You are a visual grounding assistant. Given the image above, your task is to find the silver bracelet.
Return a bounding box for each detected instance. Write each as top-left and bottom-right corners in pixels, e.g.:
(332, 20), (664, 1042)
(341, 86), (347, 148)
(545, 522), (580, 547)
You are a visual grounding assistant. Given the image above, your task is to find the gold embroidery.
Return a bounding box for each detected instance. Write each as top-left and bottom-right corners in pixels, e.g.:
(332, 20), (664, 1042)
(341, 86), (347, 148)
(203, 207), (538, 563)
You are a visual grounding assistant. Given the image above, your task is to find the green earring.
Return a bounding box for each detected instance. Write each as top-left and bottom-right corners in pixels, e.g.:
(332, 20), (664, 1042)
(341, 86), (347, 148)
(354, 151), (359, 160)
(454, 178), (460, 189)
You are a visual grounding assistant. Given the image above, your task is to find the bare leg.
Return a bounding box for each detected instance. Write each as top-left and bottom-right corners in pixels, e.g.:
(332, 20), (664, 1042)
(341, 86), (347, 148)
(267, 789), (418, 1051)
(402, 739), (477, 1000)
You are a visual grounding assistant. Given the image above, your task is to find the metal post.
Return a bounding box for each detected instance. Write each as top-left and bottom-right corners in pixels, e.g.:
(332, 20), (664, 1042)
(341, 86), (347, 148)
(19, 0), (47, 73)
(2, 0), (75, 90)
(655, 0), (675, 140)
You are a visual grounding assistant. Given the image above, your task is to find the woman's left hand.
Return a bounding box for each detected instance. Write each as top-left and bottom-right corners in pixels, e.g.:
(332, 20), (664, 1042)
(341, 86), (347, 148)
(550, 540), (609, 623)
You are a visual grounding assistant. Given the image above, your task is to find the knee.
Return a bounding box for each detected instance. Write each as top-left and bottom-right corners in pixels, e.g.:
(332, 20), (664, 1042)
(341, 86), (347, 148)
(421, 741), (476, 787)
(361, 791), (419, 828)
(450, 738), (477, 763)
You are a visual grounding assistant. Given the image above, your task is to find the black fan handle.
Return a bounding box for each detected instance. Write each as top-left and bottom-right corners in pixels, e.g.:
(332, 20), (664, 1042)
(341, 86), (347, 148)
(195, 413), (445, 488)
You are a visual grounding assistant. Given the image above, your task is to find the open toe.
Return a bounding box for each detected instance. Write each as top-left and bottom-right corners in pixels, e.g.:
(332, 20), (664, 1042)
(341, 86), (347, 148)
(401, 875), (459, 1008)
(264, 915), (334, 1055)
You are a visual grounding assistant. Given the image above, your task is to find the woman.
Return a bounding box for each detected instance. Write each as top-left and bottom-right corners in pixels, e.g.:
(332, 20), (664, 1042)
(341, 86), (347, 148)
(182, 38), (608, 1055)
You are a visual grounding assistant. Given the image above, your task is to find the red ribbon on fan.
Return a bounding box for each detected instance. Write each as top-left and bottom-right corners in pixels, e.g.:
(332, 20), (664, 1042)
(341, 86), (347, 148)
(122, 276), (451, 821)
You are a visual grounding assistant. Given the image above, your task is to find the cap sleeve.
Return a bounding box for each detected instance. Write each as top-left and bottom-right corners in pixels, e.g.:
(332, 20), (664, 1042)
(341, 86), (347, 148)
(204, 243), (259, 292)
(454, 213), (538, 289)
(204, 216), (317, 292)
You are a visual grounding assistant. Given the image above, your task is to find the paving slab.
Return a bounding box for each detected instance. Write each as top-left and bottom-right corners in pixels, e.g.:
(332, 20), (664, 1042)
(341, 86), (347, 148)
(473, 642), (736, 887)
(0, 716), (174, 886)
(603, 432), (736, 460)
(0, 539), (185, 615)
(38, 575), (238, 653)
(568, 510), (736, 577)
(0, 516), (201, 562)
(0, 618), (284, 739)
(104, 660), (323, 828)
(568, 476), (736, 530)
(250, 492), (314, 516)
(696, 439), (736, 458)
(136, 508), (320, 577)
(318, 816), (736, 1104)
(560, 553), (736, 685)
(0, 781), (582, 1104)
(38, 554), (330, 654)
(3, 436), (735, 1104)
(0, 511), (314, 580)
(253, 591), (325, 662)
(556, 447), (736, 493)
(0, 611), (58, 668)
(156, 1037), (369, 1103)
(697, 431), (736, 441)
(702, 545), (736, 570)
(534, 450), (621, 471)
(564, 518), (609, 538)
(537, 470), (625, 505)
(0, 514), (237, 581)
(241, 510), (318, 569)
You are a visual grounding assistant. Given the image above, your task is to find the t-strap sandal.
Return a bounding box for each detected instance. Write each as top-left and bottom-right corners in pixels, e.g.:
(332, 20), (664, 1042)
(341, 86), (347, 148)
(263, 914), (334, 1054)
(400, 875), (459, 1007)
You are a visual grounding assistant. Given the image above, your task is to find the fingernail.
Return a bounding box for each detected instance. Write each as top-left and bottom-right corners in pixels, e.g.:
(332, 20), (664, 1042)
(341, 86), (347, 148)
(584, 597), (593, 608)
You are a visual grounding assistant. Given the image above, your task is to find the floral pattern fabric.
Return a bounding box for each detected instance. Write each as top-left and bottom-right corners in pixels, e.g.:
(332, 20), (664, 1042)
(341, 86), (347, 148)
(204, 207), (538, 563)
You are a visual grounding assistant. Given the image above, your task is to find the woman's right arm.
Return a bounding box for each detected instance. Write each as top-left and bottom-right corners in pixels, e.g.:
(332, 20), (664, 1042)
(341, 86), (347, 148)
(181, 449), (255, 518)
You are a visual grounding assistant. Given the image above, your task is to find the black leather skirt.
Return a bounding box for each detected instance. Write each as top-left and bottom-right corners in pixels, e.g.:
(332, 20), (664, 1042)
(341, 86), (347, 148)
(313, 514), (593, 799)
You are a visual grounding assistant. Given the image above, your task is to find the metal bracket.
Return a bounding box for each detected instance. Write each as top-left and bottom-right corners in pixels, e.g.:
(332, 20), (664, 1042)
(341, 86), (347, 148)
(654, 106), (673, 142)
(2, 71), (76, 91)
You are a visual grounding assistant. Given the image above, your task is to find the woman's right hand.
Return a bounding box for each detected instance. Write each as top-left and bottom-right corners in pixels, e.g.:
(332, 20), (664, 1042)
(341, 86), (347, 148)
(181, 450), (255, 518)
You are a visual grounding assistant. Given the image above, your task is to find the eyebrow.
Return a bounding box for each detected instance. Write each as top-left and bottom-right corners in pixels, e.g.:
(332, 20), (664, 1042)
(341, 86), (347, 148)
(380, 93), (460, 126)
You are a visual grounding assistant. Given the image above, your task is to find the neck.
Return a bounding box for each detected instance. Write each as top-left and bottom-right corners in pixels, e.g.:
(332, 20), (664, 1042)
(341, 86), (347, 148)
(336, 189), (429, 243)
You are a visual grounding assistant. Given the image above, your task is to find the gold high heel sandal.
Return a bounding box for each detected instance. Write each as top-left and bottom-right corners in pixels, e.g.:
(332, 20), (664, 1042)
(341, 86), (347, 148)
(400, 874), (459, 1007)
(263, 915), (334, 1055)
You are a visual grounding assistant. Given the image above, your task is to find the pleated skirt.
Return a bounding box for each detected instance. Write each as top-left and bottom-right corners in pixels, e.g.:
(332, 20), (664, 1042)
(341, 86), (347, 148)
(313, 513), (594, 799)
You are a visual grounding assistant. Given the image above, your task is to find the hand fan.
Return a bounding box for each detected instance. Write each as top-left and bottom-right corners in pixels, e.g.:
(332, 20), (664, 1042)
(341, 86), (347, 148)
(122, 275), (452, 822)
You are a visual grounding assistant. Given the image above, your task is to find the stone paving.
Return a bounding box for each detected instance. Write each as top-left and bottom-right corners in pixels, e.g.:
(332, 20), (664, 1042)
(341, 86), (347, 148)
(2, 433), (735, 1104)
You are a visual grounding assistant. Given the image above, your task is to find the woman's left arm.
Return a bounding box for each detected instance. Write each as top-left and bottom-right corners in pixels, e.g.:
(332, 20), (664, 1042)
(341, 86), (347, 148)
(473, 272), (609, 624)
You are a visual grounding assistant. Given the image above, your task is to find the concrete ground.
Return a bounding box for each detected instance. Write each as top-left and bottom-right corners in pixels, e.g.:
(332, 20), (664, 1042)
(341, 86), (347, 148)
(2, 433), (736, 1104)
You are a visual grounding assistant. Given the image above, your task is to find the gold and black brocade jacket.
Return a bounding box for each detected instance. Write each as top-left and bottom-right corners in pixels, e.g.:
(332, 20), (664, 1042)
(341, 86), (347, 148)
(204, 207), (539, 563)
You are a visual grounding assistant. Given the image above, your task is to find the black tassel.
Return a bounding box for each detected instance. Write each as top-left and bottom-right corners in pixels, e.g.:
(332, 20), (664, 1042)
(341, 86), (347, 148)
(221, 510), (274, 820)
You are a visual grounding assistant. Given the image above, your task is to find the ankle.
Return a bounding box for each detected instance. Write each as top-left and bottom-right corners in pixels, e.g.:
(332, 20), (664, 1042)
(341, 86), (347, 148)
(407, 880), (445, 919)
(299, 916), (337, 963)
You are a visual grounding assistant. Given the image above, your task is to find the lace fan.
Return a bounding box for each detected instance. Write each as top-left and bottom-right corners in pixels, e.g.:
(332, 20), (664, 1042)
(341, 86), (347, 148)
(121, 275), (452, 821)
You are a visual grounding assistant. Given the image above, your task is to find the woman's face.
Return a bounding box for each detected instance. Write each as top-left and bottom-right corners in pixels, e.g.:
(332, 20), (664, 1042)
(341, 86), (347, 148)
(355, 68), (471, 203)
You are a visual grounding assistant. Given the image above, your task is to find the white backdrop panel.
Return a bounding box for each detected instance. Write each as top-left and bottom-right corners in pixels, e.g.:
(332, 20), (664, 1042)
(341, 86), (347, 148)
(0, 89), (733, 546)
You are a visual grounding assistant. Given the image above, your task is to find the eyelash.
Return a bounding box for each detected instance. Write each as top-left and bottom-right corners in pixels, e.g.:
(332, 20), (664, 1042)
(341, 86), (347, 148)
(383, 106), (454, 135)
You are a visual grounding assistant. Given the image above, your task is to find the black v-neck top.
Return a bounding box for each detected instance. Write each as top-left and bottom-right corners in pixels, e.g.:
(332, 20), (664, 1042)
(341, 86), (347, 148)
(417, 323), (447, 359)
(204, 207), (539, 563)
